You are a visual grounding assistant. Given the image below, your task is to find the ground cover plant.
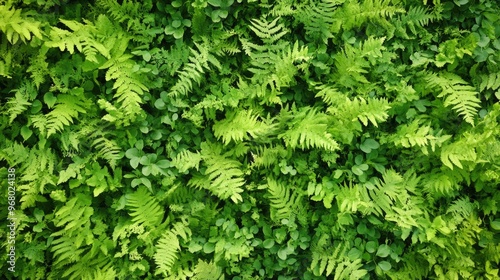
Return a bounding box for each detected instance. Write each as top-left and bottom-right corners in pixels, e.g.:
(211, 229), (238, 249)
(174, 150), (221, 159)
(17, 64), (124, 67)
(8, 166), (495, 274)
(1, 0), (500, 279)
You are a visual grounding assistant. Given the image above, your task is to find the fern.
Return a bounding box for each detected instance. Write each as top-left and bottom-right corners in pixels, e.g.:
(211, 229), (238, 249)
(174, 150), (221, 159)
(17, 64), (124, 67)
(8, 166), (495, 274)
(338, 0), (404, 31)
(334, 259), (368, 280)
(188, 142), (245, 203)
(125, 186), (164, 228)
(328, 95), (391, 130)
(169, 42), (221, 97)
(100, 51), (148, 125)
(388, 119), (451, 155)
(91, 137), (123, 169)
(155, 221), (192, 276)
(278, 106), (339, 151)
(50, 235), (87, 267)
(45, 90), (88, 137)
(4, 81), (35, 124)
(51, 193), (94, 236)
(296, 0), (342, 44)
(171, 149), (203, 173)
(192, 260), (223, 280)
(367, 170), (424, 229)
(426, 72), (481, 125)
(250, 144), (288, 168)
(0, 4), (43, 44)
(263, 178), (301, 222)
(248, 17), (289, 46)
(45, 17), (111, 62)
(213, 109), (274, 145)
(333, 37), (387, 88)
(310, 238), (351, 277)
(421, 171), (461, 198)
(0, 39), (13, 78)
(396, 5), (436, 37)
(440, 138), (477, 170)
(478, 72), (500, 95)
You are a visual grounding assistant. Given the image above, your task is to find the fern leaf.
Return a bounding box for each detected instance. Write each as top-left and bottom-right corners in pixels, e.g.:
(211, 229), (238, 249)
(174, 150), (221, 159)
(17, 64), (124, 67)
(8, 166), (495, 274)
(251, 144), (288, 168)
(213, 109), (274, 144)
(171, 150), (202, 173)
(51, 235), (86, 267)
(46, 92), (87, 137)
(297, 0), (341, 43)
(91, 134), (123, 169)
(125, 186), (164, 227)
(389, 119), (451, 155)
(440, 139), (477, 170)
(334, 259), (368, 280)
(155, 231), (180, 275)
(51, 193), (93, 235)
(4, 82), (34, 124)
(169, 43), (220, 97)
(249, 17), (288, 45)
(478, 72), (500, 96)
(426, 72), (481, 125)
(264, 178), (300, 222)
(192, 260), (223, 280)
(100, 51), (147, 125)
(188, 142), (245, 203)
(0, 4), (43, 44)
(279, 107), (339, 151)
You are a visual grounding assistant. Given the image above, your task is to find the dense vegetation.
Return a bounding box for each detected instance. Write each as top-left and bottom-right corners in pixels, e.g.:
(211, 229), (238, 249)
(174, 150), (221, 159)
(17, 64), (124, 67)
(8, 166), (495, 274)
(1, 0), (500, 279)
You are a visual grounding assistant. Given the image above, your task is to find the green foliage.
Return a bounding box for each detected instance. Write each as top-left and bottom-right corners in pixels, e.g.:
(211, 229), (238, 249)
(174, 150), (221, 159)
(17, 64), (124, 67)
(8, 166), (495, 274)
(1, 0), (499, 279)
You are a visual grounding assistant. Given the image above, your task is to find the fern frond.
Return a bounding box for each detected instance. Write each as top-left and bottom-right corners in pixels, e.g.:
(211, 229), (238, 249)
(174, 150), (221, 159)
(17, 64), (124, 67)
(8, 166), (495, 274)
(251, 144), (288, 168)
(169, 42), (220, 97)
(0, 4), (43, 44)
(4, 82), (35, 124)
(213, 109), (274, 144)
(340, 0), (404, 31)
(334, 259), (368, 280)
(478, 72), (500, 92)
(101, 51), (148, 125)
(310, 239), (350, 277)
(264, 178), (301, 222)
(446, 197), (478, 221)
(51, 193), (93, 236)
(279, 106), (339, 151)
(46, 92), (87, 137)
(330, 96), (390, 128)
(90, 132), (123, 169)
(51, 235), (87, 267)
(440, 139), (477, 170)
(388, 119), (451, 155)
(367, 170), (423, 229)
(421, 171), (460, 198)
(188, 142), (245, 203)
(192, 260), (223, 280)
(297, 0), (341, 43)
(249, 17), (289, 45)
(171, 150), (202, 173)
(125, 186), (164, 228)
(426, 72), (481, 125)
(155, 231), (180, 276)
(45, 16), (111, 62)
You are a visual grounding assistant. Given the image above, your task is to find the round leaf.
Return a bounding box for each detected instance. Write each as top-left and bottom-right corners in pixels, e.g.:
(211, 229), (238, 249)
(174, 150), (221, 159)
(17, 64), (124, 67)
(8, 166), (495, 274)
(376, 244), (391, 258)
(366, 241), (378, 253)
(263, 239), (275, 249)
(44, 92), (57, 108)
(20, 125), (33, 141)
(378, 261), (392, 271)
(203, 242), (215, 253)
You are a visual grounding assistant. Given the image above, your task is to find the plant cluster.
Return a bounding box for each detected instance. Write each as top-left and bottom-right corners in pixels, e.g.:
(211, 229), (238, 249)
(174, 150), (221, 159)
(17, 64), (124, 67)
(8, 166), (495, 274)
(1, 0), (500, 279)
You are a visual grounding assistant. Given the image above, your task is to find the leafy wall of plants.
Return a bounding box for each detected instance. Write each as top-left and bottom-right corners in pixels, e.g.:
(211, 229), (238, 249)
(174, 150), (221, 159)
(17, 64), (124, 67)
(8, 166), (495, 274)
(1, 0), (500, 279)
